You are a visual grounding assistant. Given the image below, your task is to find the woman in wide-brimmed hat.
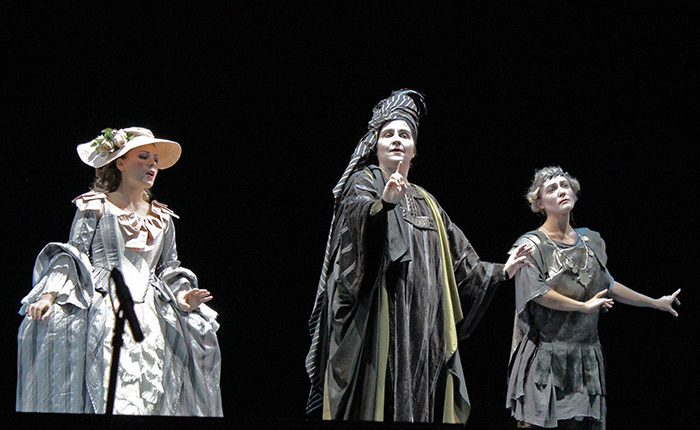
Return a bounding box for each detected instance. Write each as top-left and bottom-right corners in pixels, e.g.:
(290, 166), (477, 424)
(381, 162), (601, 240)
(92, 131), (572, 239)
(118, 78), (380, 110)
(17, 127), (223, 416)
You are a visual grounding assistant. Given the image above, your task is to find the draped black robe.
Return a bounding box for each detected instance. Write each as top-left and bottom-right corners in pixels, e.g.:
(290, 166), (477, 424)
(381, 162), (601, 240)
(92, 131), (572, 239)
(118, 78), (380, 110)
(311, 166), (506, 422)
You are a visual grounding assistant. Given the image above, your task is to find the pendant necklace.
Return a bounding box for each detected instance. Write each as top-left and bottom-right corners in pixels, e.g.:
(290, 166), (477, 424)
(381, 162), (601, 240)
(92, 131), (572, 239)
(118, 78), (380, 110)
(544, 231), (595, 287)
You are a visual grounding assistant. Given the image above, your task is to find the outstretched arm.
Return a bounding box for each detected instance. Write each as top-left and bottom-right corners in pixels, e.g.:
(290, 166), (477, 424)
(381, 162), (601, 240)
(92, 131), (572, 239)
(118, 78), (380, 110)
(533, 289), (614, 313)
(609, 282), (681, 317)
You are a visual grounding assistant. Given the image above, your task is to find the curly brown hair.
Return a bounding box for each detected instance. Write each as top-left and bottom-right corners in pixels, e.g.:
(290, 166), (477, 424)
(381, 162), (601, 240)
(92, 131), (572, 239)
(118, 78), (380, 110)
(526, 166), (580, 215)
(91, 163), (121, 193)
(90, 160), (152, 201)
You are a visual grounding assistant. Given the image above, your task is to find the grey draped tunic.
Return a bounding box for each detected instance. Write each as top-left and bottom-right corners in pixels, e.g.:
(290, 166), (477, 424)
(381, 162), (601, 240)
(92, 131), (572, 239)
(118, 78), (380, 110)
(507, 229), (614, 429)
(16, 191), (223, 416)
(314, 166), (505, 423)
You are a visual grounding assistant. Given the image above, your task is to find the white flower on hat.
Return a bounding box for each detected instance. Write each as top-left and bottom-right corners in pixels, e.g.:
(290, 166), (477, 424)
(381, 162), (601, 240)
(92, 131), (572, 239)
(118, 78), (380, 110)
(113, 128), (129, 146)
(90, 128), (134, 157)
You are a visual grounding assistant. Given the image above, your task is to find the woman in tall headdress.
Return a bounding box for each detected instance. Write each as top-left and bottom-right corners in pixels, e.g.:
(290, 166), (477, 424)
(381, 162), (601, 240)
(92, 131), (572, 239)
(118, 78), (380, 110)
(506, 166), (680, 429)
(17, 127), (223, 416)
(305, 90), (532, 423)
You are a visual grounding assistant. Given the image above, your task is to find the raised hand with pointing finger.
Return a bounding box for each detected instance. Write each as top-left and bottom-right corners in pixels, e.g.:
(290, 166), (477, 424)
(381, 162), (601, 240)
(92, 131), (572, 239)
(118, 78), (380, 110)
(382, 161), (409, 204)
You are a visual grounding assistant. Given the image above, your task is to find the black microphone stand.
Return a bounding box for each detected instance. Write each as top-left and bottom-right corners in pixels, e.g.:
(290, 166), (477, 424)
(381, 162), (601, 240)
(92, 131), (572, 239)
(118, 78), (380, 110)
(106, 267), (144, 415)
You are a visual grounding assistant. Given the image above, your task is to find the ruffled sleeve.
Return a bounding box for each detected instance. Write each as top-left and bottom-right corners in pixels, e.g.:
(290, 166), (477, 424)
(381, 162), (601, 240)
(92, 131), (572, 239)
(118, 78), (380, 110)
(151, 200), (180, 219)
(19, 192), (101, 314)
(69, 191), (105, 254)
(72, 190), (107, 212)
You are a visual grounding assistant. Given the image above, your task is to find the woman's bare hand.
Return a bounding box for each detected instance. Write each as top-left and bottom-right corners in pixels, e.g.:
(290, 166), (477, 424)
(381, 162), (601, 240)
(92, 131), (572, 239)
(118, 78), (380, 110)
(654, 288), (681, 317)
(27, 292), (57, 321)
(583, 289), (614, 313)
(382, 161), (409, 204)
(178, 288), (213, 312)
(505, 243), (533, 279)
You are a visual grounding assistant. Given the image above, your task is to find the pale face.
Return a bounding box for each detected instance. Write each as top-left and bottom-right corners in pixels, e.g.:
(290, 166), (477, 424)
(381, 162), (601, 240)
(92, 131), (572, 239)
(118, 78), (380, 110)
(537, 175), (576, 216)
(116, 145), (159, 189)
(376, 120), (416, 173)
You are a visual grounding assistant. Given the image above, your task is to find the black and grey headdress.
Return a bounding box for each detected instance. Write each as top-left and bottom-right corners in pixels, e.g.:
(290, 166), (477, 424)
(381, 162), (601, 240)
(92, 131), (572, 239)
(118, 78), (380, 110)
(331, 89), (426, 199)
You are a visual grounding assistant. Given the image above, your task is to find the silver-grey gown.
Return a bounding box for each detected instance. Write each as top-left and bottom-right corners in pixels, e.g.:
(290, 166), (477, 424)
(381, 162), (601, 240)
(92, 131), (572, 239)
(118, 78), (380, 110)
(17, 191), (223, 416)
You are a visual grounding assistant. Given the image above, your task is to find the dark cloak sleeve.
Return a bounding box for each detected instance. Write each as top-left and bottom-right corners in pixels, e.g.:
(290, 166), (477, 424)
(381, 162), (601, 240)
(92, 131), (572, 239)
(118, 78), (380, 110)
(441, 204), (506, 341)
(322, 169), (394, 419)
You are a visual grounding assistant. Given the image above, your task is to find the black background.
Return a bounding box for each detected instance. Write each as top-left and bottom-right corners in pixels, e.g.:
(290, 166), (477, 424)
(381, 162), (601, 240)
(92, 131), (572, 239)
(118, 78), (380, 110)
(2, 3), (697, 429)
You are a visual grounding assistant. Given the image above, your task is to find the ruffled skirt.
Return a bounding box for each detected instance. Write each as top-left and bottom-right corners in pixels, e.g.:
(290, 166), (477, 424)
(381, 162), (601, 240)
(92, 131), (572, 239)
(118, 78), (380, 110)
(507, 337), (607, 429)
